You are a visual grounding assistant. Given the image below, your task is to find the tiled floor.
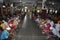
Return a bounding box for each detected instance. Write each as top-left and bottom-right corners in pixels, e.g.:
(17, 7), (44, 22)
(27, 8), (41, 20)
(15, 14), (54, 40)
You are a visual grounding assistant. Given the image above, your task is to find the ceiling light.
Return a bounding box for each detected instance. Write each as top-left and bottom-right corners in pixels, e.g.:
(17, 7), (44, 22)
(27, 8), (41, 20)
(50, 9), (52, 12)
(55, 10), (57, 13)
(22, 8), (24, 11)
(52, 2), (54, 5)
(11, 4), (13, 7)
(37, 10), (40, 13)
(25, 7), (28, 9)
(3, 5), (6, 8)
(25, 9), (27, 12)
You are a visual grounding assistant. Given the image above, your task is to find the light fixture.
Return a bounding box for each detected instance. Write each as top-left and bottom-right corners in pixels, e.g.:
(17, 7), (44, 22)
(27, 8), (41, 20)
(22, 8), (24, 12)
(46, 9), (48, 13)
(25, 6), (28, 12)
(25, 7), (28, 9)
(3, 5), (6, 8)
(11, 3), (13, 7)
(25, 9), (27, 12)
(55, 10), (57, 14)
(37, 10), (40, 13)
(50, 9), (52, 13)
(52, 2), (54, 5)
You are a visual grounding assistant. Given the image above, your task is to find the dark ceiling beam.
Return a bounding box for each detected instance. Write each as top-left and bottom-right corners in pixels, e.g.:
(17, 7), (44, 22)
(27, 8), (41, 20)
(47, 0), (60, 3)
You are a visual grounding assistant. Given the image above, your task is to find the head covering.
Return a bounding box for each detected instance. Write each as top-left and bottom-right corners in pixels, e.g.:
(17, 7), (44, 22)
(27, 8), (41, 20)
(0, 23), (7, 30)
(50, 27), (54, 30)
(6, 27), (11, 30)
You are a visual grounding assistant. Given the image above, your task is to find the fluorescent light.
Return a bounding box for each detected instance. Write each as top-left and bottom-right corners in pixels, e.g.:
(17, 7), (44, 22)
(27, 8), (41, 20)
(11, 4), (13, 7)
(52, 2), (54, 5)
(46, 9), (48, 13)
(37, 10), (40, 13)
(25, 9), (27, 12)
(3, 5), (6, 8)
(55, 10), (57, 13)
(25, 7), (28, 9)
(50, 9), (52, 12)
(22, 8), (24, 11)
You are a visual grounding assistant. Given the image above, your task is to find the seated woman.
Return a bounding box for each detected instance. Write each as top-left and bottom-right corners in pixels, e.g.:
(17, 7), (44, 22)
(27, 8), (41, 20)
(45, 21), (60, 39)
(0, 26), (10, 40)
(39, 18), (46, 30)
(55, 21), (60, 39)
(41, 18), (56, 38)
(42, 18), (51, 33)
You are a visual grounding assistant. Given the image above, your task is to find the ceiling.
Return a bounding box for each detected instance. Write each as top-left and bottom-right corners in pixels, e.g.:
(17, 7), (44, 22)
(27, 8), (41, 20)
(0, 0), (60, 8)
(47, 0), (60, 3)
(46, 0), (60, 9)
(3, 0), (37, 7)
(0, 0), (60, 4)
(0, 0), (3, 3)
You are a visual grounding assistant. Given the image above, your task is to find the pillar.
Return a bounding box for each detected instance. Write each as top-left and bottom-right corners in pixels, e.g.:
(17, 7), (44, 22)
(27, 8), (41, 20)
(42, 0), (46, 9)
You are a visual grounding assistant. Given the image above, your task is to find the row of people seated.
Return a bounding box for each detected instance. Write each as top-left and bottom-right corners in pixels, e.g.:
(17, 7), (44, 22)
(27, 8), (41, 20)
(0, 14), (20, 40)
(33, 15), (60, 40)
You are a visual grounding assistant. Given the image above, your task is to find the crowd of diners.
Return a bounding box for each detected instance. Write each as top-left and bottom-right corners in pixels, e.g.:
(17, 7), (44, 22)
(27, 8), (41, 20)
(33, 9), (60, 40)
(0, 6), (60, 40)
(39, 18), (60, 39)
(0, 10), (26, 40)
